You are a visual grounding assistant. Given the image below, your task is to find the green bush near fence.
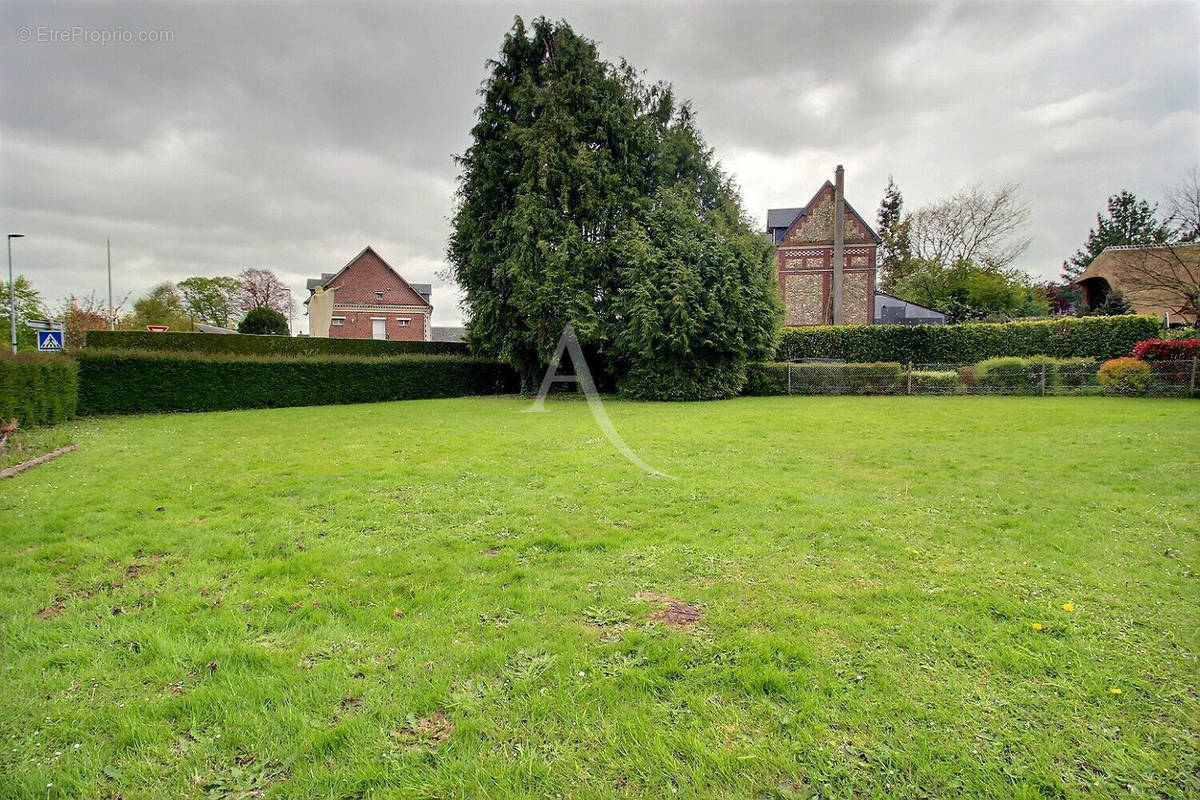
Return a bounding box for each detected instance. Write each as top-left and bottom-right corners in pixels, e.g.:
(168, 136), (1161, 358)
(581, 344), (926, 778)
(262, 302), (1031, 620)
(0, 353), (79, 426)
(911, 370), (965, 393)
(74, 350), (517, 414)
(776, 315), (1158, 363)
(85, 330), (469, 358)
(743, 362), (902, 396)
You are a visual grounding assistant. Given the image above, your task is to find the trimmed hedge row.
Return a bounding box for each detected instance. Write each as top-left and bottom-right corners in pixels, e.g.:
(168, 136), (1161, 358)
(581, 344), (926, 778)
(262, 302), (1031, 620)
(75, 350), (517, 414)
(776, 315), (1159, 363)
(744, 362), (904, 395)
(85, 330), (470, 358)
(0, 353), (79, 426)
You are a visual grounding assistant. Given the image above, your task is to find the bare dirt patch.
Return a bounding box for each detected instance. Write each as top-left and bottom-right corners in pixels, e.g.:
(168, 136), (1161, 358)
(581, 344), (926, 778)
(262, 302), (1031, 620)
(392, 711), (453, 751)
(638, 591), (702, 629)
(35, 599), (67, 619)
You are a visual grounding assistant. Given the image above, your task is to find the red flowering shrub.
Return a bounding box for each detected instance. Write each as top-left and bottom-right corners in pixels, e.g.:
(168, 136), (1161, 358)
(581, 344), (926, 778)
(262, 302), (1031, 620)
(1128, 339), (1200, 360)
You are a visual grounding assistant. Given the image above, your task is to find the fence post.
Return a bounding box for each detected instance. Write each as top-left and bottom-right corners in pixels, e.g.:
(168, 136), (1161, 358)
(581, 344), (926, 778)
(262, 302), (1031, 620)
(907, 362), (913, 395)
(788, 363), (792, 396)
(1040, 363), (1047, 397)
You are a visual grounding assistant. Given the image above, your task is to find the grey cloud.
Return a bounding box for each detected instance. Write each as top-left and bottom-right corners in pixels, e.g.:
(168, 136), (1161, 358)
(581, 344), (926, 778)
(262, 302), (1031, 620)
(1, 1), (1197, 331)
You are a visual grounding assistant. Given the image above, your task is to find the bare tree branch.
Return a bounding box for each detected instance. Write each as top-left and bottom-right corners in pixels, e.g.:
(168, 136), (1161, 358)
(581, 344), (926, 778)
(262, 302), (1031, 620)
(908, 183), (1031, 269)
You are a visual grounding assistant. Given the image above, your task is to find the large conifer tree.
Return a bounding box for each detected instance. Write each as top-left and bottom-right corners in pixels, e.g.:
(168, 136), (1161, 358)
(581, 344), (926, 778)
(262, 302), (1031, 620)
(448, 17), (779, 399)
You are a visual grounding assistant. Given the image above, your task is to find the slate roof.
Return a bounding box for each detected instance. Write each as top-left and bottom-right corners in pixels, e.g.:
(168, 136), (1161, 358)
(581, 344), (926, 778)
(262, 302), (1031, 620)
(767, 180), (882, 245)
(431, 326), (465, 343)
(766, 207), (806, 230)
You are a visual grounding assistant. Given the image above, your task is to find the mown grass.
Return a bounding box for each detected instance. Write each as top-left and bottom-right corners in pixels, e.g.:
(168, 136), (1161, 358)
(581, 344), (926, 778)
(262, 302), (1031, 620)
(0, 396), (1196, 799)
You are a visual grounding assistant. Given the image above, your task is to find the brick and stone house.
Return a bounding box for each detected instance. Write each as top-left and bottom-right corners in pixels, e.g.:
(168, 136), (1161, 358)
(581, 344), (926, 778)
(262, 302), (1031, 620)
(767, 167), (881, 326)
(305, 246), (432, 340)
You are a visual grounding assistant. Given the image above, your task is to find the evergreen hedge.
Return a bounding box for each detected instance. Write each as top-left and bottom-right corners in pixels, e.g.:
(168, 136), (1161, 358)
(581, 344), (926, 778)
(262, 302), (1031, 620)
(75, 351), (517, 414)
(775, 315), (1159, 363)
(0, 353), (79, 426)
(85, 330), (469, 358)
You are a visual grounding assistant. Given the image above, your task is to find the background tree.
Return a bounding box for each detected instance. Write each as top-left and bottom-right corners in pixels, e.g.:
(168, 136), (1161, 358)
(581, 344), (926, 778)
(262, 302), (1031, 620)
(907, 183), (1031, 270)
(891, 257), (1048, 322)
(1090, 287), (1132, 316)
(58, 291), (129, 349)
(0, 275), (47, 351)
(126, 282), (192, 331)
(237, 306), (289, 335)
(876, 176), (912, 293)
(1165, 165), (1200, 243)
(237, 268), (294, 317)
(1062, 190), (1172, 284)
(179, 276), (241, 327)
(447, 17), (778, 398)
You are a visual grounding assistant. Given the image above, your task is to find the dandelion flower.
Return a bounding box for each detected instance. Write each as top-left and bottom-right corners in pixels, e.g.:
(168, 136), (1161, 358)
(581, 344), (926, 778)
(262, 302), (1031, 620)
(1110, 687), (1123, 695)
(1062, 603), (1075, 612)
(1031, 623), (1044, 631)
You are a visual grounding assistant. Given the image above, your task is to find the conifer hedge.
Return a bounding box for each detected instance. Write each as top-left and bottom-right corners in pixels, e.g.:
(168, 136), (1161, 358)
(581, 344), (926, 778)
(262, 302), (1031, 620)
(0, 353), (79, 426)
(775, 315), (1159, 363)
(85, 330), (469, 358)
(75, 351), (516, 414)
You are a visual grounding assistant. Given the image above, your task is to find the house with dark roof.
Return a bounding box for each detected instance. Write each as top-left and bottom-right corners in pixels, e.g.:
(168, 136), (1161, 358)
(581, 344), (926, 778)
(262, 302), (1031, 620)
(305, 246), (433, 341)
(768, 169), (882, 326)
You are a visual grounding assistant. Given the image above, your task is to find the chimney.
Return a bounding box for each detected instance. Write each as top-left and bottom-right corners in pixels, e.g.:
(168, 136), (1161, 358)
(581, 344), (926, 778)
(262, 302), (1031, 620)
(831, 164), (845, 325)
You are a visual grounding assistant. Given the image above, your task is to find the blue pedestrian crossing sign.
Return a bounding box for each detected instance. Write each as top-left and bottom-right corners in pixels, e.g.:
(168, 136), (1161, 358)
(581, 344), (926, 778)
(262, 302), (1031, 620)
(37, 330), (65, 352)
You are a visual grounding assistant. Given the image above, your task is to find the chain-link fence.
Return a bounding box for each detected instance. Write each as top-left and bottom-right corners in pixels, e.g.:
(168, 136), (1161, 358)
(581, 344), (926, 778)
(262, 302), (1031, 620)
(747, 358), (1200, 397)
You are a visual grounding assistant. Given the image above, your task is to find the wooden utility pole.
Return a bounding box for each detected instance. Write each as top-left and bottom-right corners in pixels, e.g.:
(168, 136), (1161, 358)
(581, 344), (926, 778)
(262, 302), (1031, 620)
(107, 238), (114, 330)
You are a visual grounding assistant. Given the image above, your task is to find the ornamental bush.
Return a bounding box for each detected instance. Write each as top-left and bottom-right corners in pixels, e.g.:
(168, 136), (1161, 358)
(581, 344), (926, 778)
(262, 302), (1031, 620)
(1128, 339), (1200, 360)
(975, 357), (1044, 394)
(1097, 357), (1151, 396)
(0, 353), (78, 426)
(910, 370), (965, 394)
(237, 307), (289, 335)
(85, 330), (469, 357)
(75, 351), (517, 414)
(776, 315), (1158, 363)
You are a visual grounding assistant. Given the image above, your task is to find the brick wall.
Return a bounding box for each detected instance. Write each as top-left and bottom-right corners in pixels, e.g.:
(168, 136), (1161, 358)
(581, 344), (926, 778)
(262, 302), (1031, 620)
(329, 307), (429, 341)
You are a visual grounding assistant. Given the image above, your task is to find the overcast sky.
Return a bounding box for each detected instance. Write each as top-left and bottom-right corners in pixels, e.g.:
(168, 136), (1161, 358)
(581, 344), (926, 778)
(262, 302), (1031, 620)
(2, 1), (1197, 332)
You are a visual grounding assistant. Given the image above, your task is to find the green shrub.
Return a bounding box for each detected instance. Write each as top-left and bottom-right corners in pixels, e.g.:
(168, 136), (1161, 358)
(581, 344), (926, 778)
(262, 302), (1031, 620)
(619, 359), (749, 401)
(1097, 357), (1151, 396)
(85, 330), (469, 358)
(1054, 359), (1100, 389)
(911, 370), (965, 394)
(740, 362), (902, 395)
(975, 357), (1040, 394)
(0, 353), (79, 426)
(237, 307), (289, 335)
(75, 350), (517, 414)
(776, 315), (1158, 363)
(742, 364), (789, 396)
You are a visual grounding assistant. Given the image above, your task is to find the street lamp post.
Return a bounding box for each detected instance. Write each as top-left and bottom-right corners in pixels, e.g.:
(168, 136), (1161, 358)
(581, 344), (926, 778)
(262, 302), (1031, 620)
(8, 234), (25, 355)
(283, 287), (294, 336)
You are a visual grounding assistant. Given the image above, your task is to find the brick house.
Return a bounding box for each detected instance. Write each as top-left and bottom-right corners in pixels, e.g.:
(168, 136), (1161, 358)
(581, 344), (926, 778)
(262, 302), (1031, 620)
(305, 246), (432, 340)
(767, 168), (881, 326)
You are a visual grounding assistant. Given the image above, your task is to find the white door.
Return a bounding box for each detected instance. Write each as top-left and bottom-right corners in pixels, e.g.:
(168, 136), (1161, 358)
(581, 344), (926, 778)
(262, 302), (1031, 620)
(371, 318), (386, 340)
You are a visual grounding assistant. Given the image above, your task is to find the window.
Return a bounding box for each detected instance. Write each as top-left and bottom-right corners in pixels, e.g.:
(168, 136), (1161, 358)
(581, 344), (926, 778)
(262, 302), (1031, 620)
(375, 291), (384, 300)
(331, 317), (345, 326)
(396, 317), (411, 327)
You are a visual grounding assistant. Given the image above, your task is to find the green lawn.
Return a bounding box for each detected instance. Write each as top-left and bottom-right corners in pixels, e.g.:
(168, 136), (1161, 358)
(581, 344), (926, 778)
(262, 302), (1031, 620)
(1, 396), (1197, 799)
